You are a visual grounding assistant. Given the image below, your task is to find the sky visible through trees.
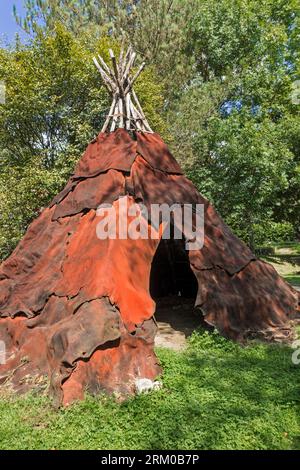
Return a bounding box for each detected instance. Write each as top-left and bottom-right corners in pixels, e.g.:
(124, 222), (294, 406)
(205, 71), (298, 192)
(0, 0), (299, 258)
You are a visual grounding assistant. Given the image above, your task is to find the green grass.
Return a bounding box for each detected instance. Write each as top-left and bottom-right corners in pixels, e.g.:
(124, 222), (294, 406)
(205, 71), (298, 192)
(0, 330), (299, 450)
(260, 241), (300, 288)
(284, 275), (300, 286)
(272, 242), (300, 255)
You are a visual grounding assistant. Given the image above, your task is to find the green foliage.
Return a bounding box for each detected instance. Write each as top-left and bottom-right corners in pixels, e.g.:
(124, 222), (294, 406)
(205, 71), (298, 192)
(14, 1), (197, 97)
(0, 161), (64, 259)
(168, 0), (300, 247)
(173, 99), (295, 247)
(0, 331), (299, 450)
(0, 24), (165, 260)
(284, 275), (300, 286)
(273, 115), (300, 229)
(2, 0), (300, 251)
(253, 221), (295, 246)
(0, 2), (298, 450)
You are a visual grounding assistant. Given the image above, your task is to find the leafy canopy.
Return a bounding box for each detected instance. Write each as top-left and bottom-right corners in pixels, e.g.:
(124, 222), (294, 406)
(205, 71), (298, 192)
(0, 23), (165, 259)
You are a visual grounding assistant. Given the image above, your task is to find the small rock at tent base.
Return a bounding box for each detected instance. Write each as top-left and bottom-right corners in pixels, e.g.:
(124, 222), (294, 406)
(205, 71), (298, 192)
(135, 378), (162, 394)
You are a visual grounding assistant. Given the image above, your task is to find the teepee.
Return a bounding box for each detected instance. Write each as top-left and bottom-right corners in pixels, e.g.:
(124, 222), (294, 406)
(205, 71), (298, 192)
(0, 47), (299, 406)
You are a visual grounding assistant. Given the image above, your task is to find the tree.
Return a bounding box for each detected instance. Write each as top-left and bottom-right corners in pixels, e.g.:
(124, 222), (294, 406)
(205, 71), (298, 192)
(14, 0), (197, 98)
(168, 0), (300, 246)
(0, 23), (165, 259)
(8, 0), (300, 247)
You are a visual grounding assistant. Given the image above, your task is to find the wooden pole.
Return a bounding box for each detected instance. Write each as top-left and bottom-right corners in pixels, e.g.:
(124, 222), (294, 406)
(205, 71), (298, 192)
(97, 54), (114, 79)
(124, 52), (136, 81)
(125, 93), (131, 130)
(93, 57), (115, 93)
(93, 46), (153, 133)
(101, 95), (117, 133)
(132, 89), (153, 132)
(130, 100), (142, 131)
(110, 101), (119, 132)
(119, 96), (124, 128)
(109, 49), (122, 94)
(124, 62), (145, 94)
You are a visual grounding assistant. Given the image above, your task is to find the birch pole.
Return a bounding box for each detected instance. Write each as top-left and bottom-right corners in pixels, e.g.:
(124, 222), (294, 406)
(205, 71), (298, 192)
(93, 46), (153, 133)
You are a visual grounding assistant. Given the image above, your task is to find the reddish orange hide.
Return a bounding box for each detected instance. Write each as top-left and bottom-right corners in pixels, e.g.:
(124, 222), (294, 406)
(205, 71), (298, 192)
(0, 129), (298, 405)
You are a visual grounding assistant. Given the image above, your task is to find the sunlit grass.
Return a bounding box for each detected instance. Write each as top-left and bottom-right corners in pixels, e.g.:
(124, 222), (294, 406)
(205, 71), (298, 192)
(0, 329), (299, 450)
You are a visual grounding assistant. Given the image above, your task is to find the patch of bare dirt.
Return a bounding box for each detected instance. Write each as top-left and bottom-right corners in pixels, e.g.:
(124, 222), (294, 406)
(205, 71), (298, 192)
(154, 297), (204, 351)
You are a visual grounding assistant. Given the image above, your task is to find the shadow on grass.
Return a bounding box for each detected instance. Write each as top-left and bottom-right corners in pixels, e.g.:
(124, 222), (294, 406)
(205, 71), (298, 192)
(0, 330), (299, 450)
(130, 333), (300, 450)
(263, 254), (300, 268)
(284, 275), (300, 287)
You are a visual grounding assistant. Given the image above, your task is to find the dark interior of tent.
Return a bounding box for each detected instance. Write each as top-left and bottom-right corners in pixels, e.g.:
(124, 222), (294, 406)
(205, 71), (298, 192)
(149, 226), (204, 344)
(150, 236), (198, 300)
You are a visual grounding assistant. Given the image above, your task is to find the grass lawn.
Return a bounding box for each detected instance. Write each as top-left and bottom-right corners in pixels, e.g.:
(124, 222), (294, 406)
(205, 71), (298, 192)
(0, 243), (299, 450)
(284, 275), (300, 287)
(261, 241), (300, 287)
(0, 330), (299, 450)
(272, 242), (300, 255)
